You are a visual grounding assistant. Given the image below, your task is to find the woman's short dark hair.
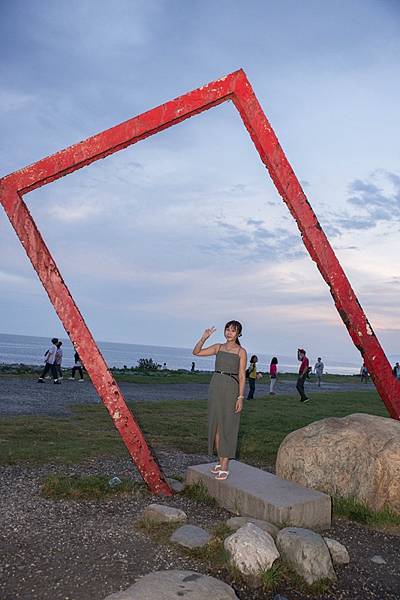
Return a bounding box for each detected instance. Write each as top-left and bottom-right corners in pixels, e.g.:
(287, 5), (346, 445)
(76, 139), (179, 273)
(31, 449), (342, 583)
(224, 320), (242, 345)
(250, 355), (258, 363)
(270, 356), (278, 365)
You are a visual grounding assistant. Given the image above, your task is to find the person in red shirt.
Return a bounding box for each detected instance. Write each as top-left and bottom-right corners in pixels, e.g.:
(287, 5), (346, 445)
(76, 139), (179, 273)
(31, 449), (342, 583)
(269, 357), (278, 395)
(296, 348), (310, 403)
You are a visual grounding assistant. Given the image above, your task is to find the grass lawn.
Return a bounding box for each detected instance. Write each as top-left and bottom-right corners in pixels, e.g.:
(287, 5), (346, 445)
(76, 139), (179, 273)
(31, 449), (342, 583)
(0, 389), (389, 467)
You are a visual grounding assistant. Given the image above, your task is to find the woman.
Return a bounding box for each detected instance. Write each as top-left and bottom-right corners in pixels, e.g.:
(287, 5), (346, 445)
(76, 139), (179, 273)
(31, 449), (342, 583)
(193, 320), (247, 481)
(247, 355), (258, 399)
(269, 356), (278, 395)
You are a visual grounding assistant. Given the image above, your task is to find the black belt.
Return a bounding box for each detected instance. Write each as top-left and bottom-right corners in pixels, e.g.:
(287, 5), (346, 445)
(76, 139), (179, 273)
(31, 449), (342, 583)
(215, 370), (239, 384)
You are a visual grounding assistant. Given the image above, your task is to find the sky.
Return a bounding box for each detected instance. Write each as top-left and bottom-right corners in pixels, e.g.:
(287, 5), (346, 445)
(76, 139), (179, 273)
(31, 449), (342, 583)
(0, 0), (399, 366)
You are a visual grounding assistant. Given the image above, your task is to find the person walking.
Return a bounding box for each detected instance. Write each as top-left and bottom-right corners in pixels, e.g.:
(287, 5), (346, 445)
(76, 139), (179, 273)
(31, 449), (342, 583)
(55, 341), (63, 380)
(296, 348), (310, 402)
(247, 355), (258, 399)
(70, 351), (84, 381)
(269, 357), (278, 395)
(37, 338), (60, 384)
(360, 363), (369, 384)
(314, 357), (324, 387)
(392, 362), (400, 380)
(193, 320), (247, 481)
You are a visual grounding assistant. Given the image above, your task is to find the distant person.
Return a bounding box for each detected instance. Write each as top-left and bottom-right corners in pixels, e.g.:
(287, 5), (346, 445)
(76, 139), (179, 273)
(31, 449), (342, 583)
(55, 341), (63, 380)
(392, 362), (400, 379)
(247, 355), (258, 399)
(314, 357), (324, 387)
(70, 352), (84, 381)
(360, 363), (369, 384)
(269, 357), (278, 395)
(191, 361), (195, 372)
(296, 348), (310, 403)
(192, 320), (247, 481)
(163, 362), (167, 370)
(37, 338), (60, 384)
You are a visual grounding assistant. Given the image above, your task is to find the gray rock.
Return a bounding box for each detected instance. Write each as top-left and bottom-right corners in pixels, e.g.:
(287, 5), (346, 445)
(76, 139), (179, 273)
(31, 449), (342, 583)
(277, 527), (336, 585)
(170, 524), (212, 549)
(324, 537), (350, 564)
(103, 569), (239, 599)
(273, 596), (290, 600)
(141, 503), (187, 524)
(371, 555), (387, 565)
(224, 523), (280, 576)
(226, 516), (279, 539)
(166, 477), (185, 492)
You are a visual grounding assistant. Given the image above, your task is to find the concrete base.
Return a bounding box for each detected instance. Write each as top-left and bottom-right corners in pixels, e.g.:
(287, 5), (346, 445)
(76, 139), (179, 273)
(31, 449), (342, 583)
(186, 461), (331, 530)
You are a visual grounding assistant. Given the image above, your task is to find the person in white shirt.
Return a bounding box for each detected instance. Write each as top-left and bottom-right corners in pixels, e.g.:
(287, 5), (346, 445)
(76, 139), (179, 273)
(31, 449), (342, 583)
(38, 338), (60, 384)
(314, 357), (324, 387)
(55, 341), (63, 379)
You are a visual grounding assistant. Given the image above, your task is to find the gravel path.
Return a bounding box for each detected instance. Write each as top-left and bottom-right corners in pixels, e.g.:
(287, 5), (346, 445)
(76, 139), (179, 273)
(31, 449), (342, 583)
(1, 453), (399, 600)
(0, 375), (376, 417)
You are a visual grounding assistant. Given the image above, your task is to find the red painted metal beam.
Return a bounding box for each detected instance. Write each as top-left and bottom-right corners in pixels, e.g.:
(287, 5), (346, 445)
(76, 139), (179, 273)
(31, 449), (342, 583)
(1, 69), (398, 497)
(230, 71), (400, 419)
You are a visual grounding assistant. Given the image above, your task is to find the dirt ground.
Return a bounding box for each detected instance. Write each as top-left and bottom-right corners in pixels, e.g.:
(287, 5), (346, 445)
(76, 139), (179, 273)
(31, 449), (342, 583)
(1, 453), (399, 600)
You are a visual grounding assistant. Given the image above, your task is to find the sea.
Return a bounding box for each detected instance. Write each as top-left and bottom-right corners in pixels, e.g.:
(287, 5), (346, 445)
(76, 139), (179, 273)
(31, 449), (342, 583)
(0, 332), (362, 374)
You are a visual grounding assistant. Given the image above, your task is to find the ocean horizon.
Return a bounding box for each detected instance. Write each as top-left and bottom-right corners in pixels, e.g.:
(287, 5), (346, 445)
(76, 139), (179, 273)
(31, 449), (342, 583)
(0, 332), (365, 375)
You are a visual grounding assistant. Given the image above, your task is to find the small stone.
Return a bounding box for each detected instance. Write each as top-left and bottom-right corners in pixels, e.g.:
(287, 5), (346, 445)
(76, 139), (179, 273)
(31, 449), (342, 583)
(170, 524), (212, 549)
(224, 523), (280, 577)
(370, 555), (386, 565)
(141, 503), (187, 524)
(324, 537), (350, 564)
(103, 569), (238, 599)
(226, 516), (279, 539)
(108, 477), (122, 488)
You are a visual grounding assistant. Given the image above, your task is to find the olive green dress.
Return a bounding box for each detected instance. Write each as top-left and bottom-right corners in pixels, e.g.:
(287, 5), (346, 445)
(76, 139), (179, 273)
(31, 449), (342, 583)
(208, 350), (241, 458)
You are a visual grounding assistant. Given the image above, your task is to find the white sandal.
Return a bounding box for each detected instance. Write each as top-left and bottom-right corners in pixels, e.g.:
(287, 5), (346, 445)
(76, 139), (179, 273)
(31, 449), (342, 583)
(215, 470), (229, 481)
(210, 463), (222, 474)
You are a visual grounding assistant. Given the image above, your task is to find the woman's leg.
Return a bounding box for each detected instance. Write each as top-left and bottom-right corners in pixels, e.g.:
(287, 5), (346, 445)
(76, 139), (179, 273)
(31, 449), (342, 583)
(270, 378), (276, 394)
(215, 428), (229, 472)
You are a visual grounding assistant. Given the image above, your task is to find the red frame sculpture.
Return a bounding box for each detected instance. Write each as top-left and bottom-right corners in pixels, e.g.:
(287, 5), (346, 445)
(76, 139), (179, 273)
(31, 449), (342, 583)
(1, 69), (399, 495)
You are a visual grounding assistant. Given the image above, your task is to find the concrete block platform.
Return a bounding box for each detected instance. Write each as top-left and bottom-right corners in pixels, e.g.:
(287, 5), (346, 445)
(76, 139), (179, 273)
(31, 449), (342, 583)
(186, 460), (331, 530)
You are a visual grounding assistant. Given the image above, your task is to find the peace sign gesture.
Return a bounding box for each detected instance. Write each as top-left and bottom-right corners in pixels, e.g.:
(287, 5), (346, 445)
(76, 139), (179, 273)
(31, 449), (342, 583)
(201, 326), (216, 341)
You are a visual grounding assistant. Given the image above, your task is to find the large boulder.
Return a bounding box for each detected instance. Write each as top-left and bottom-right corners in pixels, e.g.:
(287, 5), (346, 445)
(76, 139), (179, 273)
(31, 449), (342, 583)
(276, 413), (400, 513)
(276, 527), (336, 585)
(104, 570), (238, 599)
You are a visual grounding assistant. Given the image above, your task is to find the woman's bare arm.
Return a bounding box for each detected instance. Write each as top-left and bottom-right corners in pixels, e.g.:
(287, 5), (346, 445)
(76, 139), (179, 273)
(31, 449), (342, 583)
(192, 327), (219, 357)
(235, 347), (248, 413)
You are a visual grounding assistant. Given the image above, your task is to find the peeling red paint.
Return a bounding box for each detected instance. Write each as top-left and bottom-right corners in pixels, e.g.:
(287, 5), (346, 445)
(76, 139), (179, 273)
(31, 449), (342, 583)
(1, 69), (399, 495)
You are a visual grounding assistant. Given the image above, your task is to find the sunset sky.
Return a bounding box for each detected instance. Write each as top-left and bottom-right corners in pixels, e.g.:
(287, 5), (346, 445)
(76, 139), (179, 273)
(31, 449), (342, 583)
(1, 0), (399, 365)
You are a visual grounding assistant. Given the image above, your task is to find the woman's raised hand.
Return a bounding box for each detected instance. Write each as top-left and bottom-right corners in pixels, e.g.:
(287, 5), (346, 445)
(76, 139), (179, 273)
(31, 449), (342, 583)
(202, 326), (216, 341)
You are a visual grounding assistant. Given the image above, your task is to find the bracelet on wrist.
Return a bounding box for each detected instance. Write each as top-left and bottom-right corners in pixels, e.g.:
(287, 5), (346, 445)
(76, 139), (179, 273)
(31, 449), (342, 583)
(237, 395), (244, 400)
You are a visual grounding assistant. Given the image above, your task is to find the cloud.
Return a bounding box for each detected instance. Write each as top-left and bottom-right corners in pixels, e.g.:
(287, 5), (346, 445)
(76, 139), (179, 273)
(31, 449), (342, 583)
(326, 170), (400, 234)
(49, 200), (104, 222)
(199, 218), (304, 263)
(0, 89), (36, 112)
